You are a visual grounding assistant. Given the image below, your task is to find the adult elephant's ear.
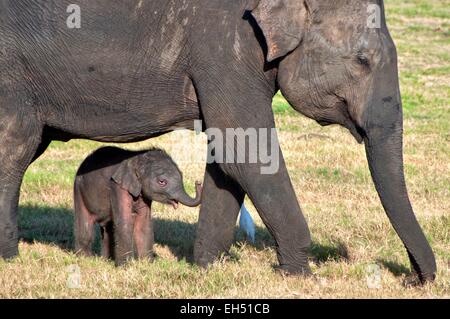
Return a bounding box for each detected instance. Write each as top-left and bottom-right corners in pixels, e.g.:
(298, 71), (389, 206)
(249, 0), (309, 62)
(112, 160), (142, 198)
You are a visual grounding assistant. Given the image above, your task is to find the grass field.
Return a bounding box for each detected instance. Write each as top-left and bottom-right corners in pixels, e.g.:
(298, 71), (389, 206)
(0, 0), (449, 298)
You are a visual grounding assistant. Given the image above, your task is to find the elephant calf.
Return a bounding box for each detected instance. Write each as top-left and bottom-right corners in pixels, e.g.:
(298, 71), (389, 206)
(73, 146), (202, 265)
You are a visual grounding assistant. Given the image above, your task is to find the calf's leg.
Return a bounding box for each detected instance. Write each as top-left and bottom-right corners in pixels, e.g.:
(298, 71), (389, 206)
(133, 204), (154, 260)
(73, 183), (95, 256)
(100, 222), (115, 260)
(110, 184), (135, 266)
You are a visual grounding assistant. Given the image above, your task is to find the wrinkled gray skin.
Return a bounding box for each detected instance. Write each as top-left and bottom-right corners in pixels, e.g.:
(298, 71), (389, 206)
(74, 146), (202, 265)
(0, 0), (436, 284)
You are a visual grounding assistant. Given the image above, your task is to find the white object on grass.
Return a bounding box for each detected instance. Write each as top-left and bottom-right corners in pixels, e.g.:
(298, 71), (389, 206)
(239, 203), (256, 244)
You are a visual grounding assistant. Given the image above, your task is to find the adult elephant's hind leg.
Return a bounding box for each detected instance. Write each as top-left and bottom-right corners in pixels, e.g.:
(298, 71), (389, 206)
(0, 107), (42, 259)
(194, 162), (245, 267)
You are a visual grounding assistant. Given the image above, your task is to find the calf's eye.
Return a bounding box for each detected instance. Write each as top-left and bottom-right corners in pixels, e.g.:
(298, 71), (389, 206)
(158, 179), (168, 187)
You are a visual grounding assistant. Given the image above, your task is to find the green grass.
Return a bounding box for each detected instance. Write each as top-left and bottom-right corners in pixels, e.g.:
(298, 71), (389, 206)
(0, 0), (448, 298)
(388, 0), (450, 19)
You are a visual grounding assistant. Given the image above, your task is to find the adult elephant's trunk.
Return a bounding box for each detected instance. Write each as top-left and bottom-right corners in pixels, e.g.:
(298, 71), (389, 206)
(175, 182), (203, 207)
(363, 95), (436, 284)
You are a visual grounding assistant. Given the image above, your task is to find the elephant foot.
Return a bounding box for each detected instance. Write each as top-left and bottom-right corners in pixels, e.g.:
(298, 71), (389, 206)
(274, 263), (312, 277)
(403, 271), (436, 287)
(194, 252), (217, 269)
(0, 241), (19, 260)
(143, 252), (157, 263)
(74, 249), (94, 258)
(194, 234), (233, 269)
(0, 230), (19, 260)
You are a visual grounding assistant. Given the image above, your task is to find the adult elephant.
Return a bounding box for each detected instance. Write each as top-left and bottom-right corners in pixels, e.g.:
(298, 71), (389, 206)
(0, 0), (436, 284)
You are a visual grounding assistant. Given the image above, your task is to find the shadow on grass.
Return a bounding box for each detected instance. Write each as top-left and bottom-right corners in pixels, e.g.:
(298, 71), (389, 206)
(19, 205), (75, 251)
(153, 218), (196, 262)
(18, 205), (350, 265)
(310, 240), (349, 264)
(377, 259), (411, 277)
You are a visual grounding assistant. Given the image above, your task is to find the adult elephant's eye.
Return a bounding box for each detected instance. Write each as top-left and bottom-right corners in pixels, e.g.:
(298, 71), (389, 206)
(158, 179), (168, 187)
(357, 53), (370, 68)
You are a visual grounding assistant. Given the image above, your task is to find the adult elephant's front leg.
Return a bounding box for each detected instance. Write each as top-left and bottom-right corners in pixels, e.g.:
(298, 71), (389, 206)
(194, 162), (245, 267)
(193, 73), (311, 274)
(243, 152), (311, 274)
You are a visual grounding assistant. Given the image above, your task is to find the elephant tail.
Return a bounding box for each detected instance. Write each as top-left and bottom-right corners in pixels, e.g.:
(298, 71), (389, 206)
(239, 203), (256, 244)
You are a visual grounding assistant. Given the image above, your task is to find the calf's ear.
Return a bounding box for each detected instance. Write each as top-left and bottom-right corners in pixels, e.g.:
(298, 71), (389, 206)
(249, 0), (309, 62)
(112, 160), (142, 198)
